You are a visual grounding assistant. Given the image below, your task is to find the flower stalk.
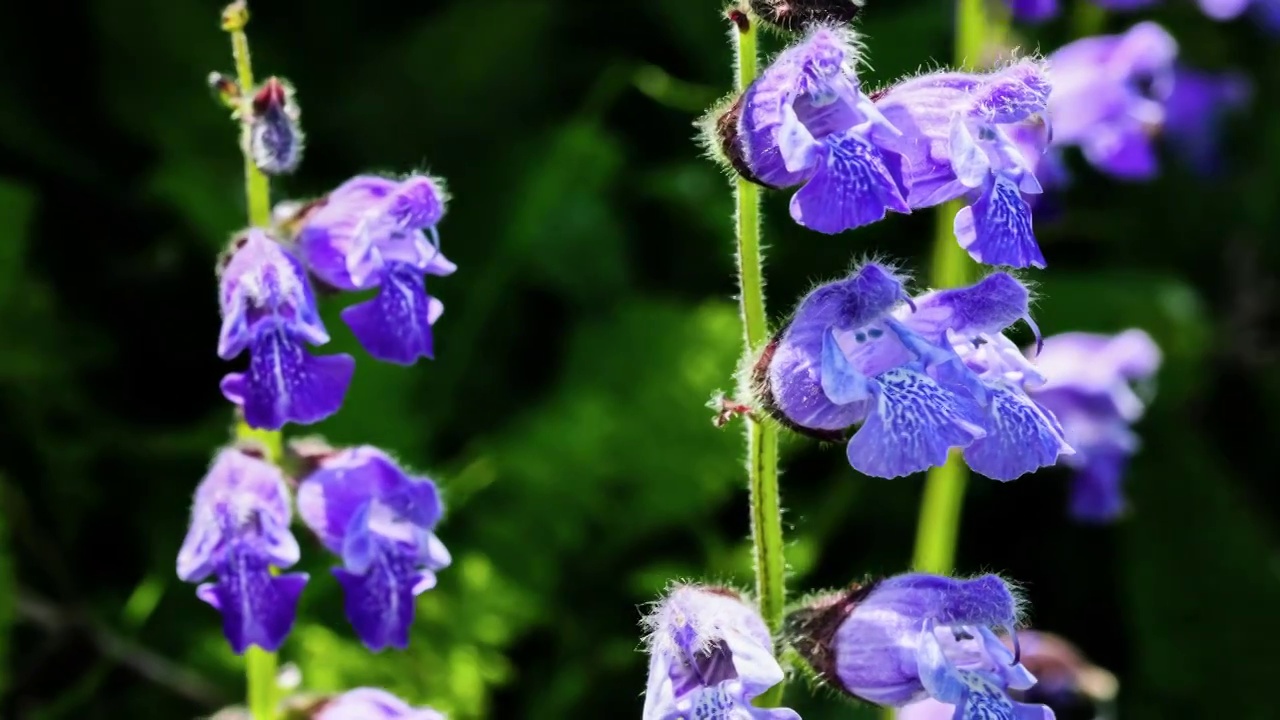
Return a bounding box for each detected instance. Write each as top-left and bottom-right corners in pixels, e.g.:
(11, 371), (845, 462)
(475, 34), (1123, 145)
(911, 0), (1002, 575)
(223, 3), (280, 718)
(730, 7), (787, 708)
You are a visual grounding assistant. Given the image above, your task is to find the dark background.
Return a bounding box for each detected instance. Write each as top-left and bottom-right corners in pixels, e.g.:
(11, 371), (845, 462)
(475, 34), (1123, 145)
(1, 0), (1278, 718)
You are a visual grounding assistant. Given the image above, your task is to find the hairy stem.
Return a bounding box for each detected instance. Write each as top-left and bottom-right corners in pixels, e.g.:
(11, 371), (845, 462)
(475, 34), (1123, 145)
(730, 8), (786, 707)
(222, 3), (279, 719)
(911, 0), (999, 576)
(224, 1), (272, 228)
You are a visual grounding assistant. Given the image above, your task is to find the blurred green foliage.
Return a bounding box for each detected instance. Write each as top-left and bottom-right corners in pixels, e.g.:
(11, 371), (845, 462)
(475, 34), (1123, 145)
(1, 0), (1278, 718)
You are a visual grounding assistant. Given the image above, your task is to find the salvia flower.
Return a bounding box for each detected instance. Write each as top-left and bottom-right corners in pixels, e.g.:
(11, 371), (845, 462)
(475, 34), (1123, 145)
(314, 688), (445, 720)
(757, 261), (1071, 480)
(177, 447), (308, 654)
(789, 574), (1052, 720)
(1027, 330), (1160, 522)
(298, 174), (455, 365)
(642, 584), (799, 720)
(748, 0), (863, 32)
(218, 229), (354, 430)
(249, 77), (303, 175)
(1009, 631), (1118, 720)
(1197, 0), (1280, 30)
(733, 26), (912, 234)
(1047, 23), (1178, 180)
(874, 58), (1053, 268)
(899, 629), (1118, 719)
(297, 446), (451, 651)
(1163, 66), (1251, 174)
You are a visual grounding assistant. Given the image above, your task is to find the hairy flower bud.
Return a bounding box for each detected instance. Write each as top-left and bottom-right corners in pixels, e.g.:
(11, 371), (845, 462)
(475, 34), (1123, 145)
(250, 76), (304, 175)
(208, 71), (240, 109)
(749, 0), (863, 32)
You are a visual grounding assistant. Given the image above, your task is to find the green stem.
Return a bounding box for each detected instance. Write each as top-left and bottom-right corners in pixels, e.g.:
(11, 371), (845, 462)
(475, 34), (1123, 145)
(731, 8), (786, 708)
(224, 0), (272, 228)
(222, 4), (280, 719)
(910, 0), (1000, 577)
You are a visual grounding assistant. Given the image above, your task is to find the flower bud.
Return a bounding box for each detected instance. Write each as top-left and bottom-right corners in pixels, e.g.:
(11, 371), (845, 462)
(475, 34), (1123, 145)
(208, 71), (240, 109)
(250, 77), (304, 175)
(749, 0), (864, 32)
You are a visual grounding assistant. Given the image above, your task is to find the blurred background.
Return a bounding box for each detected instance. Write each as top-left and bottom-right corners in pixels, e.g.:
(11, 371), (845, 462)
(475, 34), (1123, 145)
(1, 0), (1278, 718)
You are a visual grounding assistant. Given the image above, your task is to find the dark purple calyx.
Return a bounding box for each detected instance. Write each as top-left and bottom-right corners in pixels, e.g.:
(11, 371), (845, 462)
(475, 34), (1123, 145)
(784, 581), (876, 688)
(714, 94), (771, 187)
(751, 336), (853, 443)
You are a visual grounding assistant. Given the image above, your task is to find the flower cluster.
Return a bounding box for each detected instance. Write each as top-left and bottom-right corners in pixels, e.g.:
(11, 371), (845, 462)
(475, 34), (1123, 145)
(217, 173), (453, 430)
(718, 27), (1053, 269)
(177, 443), (450, 653)
(757, 261), (1071, 480)
(787, 573), (1052, 719)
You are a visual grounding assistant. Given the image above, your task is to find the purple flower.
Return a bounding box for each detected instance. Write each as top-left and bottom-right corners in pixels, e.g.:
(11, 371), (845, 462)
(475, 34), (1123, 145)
(176, 448), (308, 654)
(218, 229), (355, 430)
(298, 174), (456, 365)
(1047, 23), (1178, 180)
(1026, 330), (1160, 522)
(899, 629), (1119, 719)
(296, 446), (451, 651)
(1006, 0), (1060, 22)
(1196, 0), (1280, 28)
(735, 26), (911, 234)
(315, 688), (444, 720)
(642, 585), (799, 720)
(1163, 66), (1251, 174)
(874, 59), (1052, 268)
(758, 262), (1070, 480)
(789, 574), (1052, 719)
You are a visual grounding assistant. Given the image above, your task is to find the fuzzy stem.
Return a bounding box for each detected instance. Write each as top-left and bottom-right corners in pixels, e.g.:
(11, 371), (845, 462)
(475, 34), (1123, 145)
(911, 0), (999, 576)
(224, 0), (272, 228)
(730, 7), (787, 709)
(222, 4), (279, 719)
